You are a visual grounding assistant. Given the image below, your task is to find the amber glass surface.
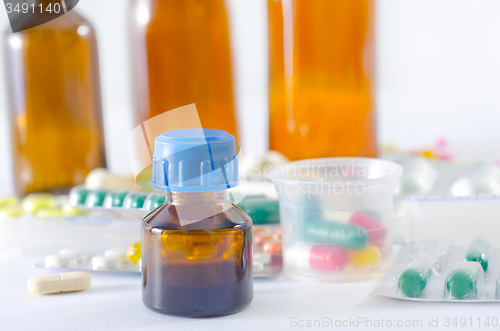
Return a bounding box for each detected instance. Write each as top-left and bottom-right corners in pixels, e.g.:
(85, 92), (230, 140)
(142, 191), (253, 317)
(268, 0), (376, 160)
(130, 0), (237, 137)
(5, 11), (105, 196)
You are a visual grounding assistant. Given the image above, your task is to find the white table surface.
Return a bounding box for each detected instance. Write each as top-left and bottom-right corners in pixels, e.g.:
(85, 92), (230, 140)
(1, 248), (500, 331)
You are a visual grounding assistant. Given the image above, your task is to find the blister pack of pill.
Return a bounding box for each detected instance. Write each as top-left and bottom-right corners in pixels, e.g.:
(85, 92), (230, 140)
(372, 239), (500, 302)
(30, 224), (282, 278)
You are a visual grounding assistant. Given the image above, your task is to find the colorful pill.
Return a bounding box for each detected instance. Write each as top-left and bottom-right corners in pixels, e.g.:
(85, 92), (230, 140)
(127, 242), (141, 265)
(397, 261), (432, 298)
(61, 205), (87, 216)
(446, 262), (483, 299)
(123, 193), (148, 209)
(304, 221), (368, 249)
(0, 196), (18, 208)
(263, 239), (282, 254)
(348, 211), (387, 245)
(254, 231), (276, 245)
(23, 193), (57, 213)
(103, 191), (128, 208)
(36, 207), (65, 217)
(69, 187), (90, 205)
(237, 198), (280, 225)
(85, 190), (108, 207)
(464, 238), (491, 271)
(143, 194), (165, 210)
(285, 244), (349, 271)
(0, 205), (23, 218)
(348, 244), (381, 267)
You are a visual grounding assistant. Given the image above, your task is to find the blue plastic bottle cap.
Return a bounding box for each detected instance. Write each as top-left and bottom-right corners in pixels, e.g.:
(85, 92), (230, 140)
(150, 129), (238, 192)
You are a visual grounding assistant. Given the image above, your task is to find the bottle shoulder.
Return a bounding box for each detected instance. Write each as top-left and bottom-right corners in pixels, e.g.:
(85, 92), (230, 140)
(5, 10), (95, 37)
(143, 201), (252, 233)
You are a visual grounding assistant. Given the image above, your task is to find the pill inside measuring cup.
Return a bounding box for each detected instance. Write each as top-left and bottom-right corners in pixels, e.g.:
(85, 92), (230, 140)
(348, 211), (387, 245)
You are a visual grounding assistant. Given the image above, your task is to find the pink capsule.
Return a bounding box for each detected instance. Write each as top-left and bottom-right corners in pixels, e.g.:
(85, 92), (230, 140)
(348, 211), (387, 245)
(284, 244), (349, 272)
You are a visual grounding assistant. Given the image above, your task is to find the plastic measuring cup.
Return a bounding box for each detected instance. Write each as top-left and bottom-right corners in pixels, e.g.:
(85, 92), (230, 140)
(268, 157), (402, 282)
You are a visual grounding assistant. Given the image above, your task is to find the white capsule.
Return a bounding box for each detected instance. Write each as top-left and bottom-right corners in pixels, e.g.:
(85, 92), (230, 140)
(28, 272), (91, 294)
(45, 255), (77, 269)
(91, 255), (120, 270)
(59, 248), (88, 263)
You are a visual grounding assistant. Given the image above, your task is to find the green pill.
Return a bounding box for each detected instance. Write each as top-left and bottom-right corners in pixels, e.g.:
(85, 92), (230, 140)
(464, 238), (491, 271)
(446, 262), (482, 300)
(143, 194), (165, 210)
(105, 191), (128, 208)
(237, 197), (279, 225)
(85, 190), (108, 207)
(123, 193), (148, 209)
(69, 187), (90, 205)
(397, 261), (432, 298)
(304, 221), (368, 249)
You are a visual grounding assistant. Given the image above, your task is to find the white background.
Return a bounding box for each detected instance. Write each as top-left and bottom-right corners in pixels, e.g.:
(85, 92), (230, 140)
(1, 0), (500, 195)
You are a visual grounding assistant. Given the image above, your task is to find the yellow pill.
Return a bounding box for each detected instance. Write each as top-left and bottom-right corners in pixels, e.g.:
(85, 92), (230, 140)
(127, 241), (141, 265)
(23, 193), (57, 213)
(348, 244), (381, 267)
(0, 205), (24, 218)
(0, 196), (19, 208)
(62, 205), (87, 217)
(36, 207), (65, 218)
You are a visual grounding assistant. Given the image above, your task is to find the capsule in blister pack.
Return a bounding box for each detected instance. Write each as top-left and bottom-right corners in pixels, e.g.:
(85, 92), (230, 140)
(445, 262), (485, 300)
(464, 238), (491, 272)
(409, 240), (450, 274)
(397, 261), (433, 298)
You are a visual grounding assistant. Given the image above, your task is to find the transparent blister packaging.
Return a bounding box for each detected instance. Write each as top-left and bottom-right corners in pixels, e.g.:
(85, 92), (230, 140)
(372, 239), (499, 302)
(15, 192), (282, 278)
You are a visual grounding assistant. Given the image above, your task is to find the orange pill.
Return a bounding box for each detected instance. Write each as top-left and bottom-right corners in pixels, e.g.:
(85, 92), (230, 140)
(263, 240), (282, 254)
(254, 232), (275, 245)
(253, 227), (268, 235)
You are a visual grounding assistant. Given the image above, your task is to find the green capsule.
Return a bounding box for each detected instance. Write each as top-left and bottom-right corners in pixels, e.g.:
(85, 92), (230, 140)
(446, 271), (475, 299)
(143, 194), (165, 210)
(105, 191), (128, 208)
(123, 193), (148, 209)
(304, 221), (368, 249)
(69, 187), (90, 205)
(398, 262), (432, 298)
(237, 197), (279, 225)
(446, 262), (482, 299)
(85, 190), (108, 207)
(464, 239), (491, 271)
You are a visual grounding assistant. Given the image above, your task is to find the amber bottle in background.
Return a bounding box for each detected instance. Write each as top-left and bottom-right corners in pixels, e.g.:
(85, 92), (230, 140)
(129, 0), (238, 137)
(4, 8), (106, 196)
(268, 0), (376, 160)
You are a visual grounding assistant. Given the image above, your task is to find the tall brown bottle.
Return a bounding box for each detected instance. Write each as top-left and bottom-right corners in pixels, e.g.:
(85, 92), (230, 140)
(4, 8), (106, 196)
(268, 0), (376, 160)
(129, 0), (238, 137)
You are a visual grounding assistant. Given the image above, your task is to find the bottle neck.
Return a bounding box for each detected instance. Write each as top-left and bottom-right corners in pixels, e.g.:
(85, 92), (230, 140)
(166, 191), (228, 206)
